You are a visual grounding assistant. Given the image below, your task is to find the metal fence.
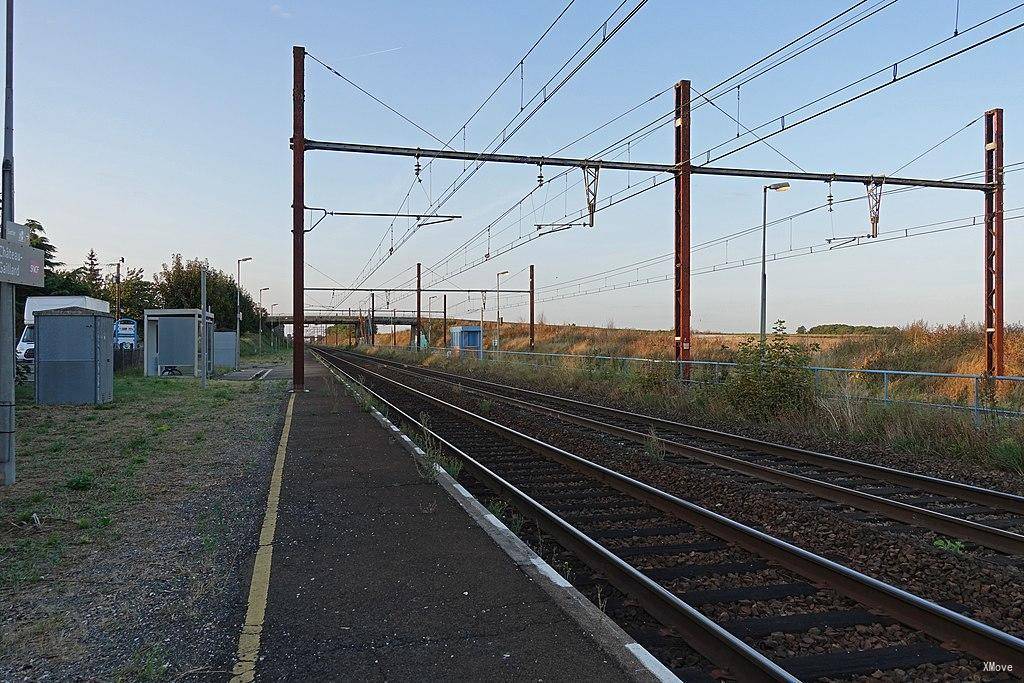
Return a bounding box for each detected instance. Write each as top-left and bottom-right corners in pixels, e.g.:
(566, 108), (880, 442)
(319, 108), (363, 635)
(369, 344), (1024, 419)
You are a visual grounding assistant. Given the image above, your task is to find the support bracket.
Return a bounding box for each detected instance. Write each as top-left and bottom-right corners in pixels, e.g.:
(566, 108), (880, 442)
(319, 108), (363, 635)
(866, 179), (884, 238)
(583, 165), (600, 227)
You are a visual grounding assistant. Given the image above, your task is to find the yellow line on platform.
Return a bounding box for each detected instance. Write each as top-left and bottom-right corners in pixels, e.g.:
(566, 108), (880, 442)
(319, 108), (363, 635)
(230, 393), (295, 683)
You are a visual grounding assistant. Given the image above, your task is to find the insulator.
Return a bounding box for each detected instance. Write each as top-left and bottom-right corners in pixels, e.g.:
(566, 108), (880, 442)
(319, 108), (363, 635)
(537, 165), (544, 186)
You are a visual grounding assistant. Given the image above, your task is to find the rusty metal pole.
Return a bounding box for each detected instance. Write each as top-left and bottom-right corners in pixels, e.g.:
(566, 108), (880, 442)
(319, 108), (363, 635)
(370, 292), (375, 347)
(291, 45), (306, 390)
(443, 295), (448, 347)
(529, 264), (535, 351)
(984, 108), (1005, 378)
(392, 310), (396, 346)
(416, 262), (422, 349)
(674, 80), (692, 379)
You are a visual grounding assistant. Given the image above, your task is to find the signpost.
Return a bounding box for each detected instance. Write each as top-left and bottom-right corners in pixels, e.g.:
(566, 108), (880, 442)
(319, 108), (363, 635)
(4, 220), (28, 243)
(0, 235), (43, 288)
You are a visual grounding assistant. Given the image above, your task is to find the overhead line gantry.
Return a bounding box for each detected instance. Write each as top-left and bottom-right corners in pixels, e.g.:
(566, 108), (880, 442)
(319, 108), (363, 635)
(292, 45), (1005, 390)
(305, 263), (536, 354)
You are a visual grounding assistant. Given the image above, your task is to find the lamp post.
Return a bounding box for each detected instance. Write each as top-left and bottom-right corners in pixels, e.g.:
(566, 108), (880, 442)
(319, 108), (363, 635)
(236, 257), (252, 367)
(270, 303), (278, 350)
(428, 295), (439, 347)
(258, 287), (269, 355)
(496, 270), (509, 352)
(761, 183), (790, 344)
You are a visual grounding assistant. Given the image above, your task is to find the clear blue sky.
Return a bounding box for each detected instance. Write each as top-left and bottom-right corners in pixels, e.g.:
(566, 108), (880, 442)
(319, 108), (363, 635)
(11, 1), (1024, 332)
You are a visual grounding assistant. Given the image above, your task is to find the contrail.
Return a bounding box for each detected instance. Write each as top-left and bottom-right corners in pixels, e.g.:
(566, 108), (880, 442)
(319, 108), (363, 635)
(346, 46), (403, 60)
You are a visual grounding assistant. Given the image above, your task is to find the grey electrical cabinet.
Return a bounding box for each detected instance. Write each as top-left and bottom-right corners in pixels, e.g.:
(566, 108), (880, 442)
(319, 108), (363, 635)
(35, 306), (114, 405)
(214, 331), (237, 370)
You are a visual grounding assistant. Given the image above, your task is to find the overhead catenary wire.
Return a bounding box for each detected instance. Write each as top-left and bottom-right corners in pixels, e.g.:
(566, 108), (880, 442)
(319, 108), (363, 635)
(306, 52), (452, 149)
(888, 115), (983, 175)
(504, 209), (1024, 308)
(335, 0), (648, 304)
(339, 0), (903, 308)
(403, 2), (987, 296)
(311, 3), (1018, 324)
(697, 6), (1024, 164)
(528, 160), (1023, 298)
(327, 0), (579, 304)
(412, 0), (900, 287)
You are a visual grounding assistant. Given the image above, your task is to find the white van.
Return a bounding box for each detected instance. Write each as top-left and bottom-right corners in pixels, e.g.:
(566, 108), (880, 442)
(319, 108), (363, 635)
(17, 296), (110, 361)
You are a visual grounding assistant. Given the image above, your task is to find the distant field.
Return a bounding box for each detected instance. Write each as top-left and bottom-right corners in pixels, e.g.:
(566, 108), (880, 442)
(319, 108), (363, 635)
(371, 319), (1023, 377)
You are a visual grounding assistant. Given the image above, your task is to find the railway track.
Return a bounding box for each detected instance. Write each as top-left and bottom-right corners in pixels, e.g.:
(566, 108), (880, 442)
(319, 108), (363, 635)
(313, 348), (1024, 681)
(331, 348), (1024, 557)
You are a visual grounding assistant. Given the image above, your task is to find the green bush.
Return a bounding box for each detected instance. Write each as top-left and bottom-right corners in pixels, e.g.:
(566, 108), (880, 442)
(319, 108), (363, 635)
(723, 321), (816, 419)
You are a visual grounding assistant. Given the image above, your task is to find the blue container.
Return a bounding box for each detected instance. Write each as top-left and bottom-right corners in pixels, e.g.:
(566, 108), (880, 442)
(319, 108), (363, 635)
(449, 325), (482, 358)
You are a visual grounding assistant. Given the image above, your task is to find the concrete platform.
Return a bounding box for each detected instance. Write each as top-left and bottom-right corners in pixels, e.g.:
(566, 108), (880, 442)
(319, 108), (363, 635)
(253, 357), (635, 681)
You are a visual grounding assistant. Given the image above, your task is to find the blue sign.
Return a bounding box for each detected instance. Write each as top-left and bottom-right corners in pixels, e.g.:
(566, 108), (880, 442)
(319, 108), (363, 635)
(114, 318), (138, 349)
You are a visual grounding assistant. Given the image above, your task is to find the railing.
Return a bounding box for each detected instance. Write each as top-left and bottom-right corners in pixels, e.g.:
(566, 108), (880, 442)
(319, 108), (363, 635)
(362, 344), (1024, 419)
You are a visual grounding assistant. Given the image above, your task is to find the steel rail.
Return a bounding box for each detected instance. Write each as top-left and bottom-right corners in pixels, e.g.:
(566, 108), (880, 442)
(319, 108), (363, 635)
(342, 351), (1024, 554)
(350, 350), (1024, 516)
(311, 349), (795, 682)
(317, 348), (1024, 670)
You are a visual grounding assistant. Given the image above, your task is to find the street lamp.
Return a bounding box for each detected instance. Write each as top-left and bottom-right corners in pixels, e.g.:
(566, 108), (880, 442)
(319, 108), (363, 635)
(236, 257), (252, 367)
(761, 183), (790, 344)
(258, 287), (269, 355)
(496, 270), (509, 352)
(270, 303), (278, 350)
(428, 295), (439, 347)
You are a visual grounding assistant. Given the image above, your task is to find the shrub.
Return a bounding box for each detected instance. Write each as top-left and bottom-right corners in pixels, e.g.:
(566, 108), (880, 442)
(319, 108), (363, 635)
(723, 321), (817, 420)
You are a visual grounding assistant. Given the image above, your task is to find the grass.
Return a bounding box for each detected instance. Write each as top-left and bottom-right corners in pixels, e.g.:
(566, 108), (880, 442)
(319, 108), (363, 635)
(238, 332), (292, 367)
(119, 644), (169, 682)
(196, 503), (227, 553)
(359, 318), (1024, 407)
(933, 538), (966, 554)
(486, 498), (508, 518)
(990, 438), (1024, 475)
(485, 497), (526, 535)
(396, 413), (464, 479)
(644, 427), (666, 462)
(0, 375), (273, 588)
(1, 369), (285, 680)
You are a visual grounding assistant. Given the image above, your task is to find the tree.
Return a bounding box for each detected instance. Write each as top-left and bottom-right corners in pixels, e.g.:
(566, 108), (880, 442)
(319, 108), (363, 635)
(100, 265), (157, 321)
(796, 325), (807, 334)
(83, 249), (102, 294)
(153, 254), (262, 332)
(15, 220), (87, 333)
(42, 269), (91, 296)
(25, 219), (61, 272)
